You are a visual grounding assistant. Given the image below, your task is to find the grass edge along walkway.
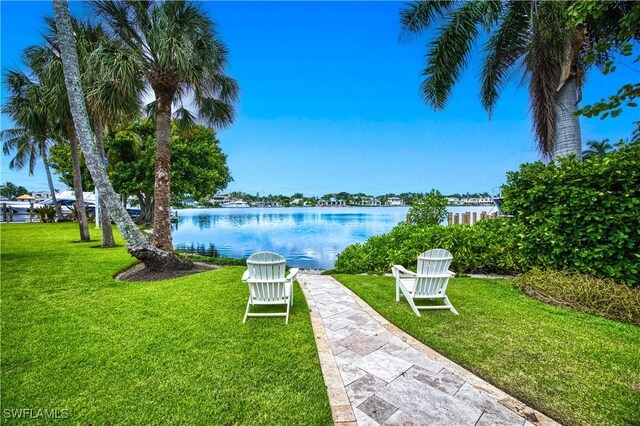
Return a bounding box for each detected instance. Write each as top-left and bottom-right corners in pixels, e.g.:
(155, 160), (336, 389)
(1, 223), (332, 425)
(333, 274), (640, 426)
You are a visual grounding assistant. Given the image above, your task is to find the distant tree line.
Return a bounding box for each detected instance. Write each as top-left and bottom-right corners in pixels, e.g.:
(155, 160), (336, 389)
(204, 191), (494, 207)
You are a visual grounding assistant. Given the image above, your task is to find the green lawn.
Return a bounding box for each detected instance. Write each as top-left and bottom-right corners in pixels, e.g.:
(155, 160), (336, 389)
(1, 223), (332, 425)
(333, 274), (640, 426)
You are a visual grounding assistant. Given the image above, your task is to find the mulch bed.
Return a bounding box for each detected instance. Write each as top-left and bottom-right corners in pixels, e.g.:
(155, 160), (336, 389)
(115, 262), (220, 282)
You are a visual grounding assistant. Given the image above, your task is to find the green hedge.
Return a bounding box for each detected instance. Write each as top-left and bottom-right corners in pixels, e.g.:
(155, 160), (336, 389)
(334, 217), (528, 275)
(502, 141), (640, 286)
(336, 141), (639, 285)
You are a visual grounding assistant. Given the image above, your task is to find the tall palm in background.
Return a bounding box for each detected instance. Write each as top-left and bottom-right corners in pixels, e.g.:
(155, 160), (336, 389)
(582, 139), (613, 159)
(1, 70), (64, 221)
(81, 21), (144, 247)
(26, 20), (92, 241)
(400, 1), (625, 160)
(94, 0), (239, 250)
(52, 0), (193, 271)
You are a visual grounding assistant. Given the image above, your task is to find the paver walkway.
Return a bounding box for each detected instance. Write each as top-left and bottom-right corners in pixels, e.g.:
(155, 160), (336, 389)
(297, 274), (558, 426)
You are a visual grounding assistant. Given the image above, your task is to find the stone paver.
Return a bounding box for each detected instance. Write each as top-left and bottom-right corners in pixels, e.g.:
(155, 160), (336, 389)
(298, 274), (560, 426)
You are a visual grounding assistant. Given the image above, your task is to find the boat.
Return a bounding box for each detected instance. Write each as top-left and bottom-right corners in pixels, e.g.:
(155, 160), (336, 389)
(220, 200), (250, 208)
(40, 190), (96, 214)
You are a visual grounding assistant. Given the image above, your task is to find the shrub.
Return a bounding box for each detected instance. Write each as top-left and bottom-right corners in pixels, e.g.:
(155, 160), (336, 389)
(34, 206), (56, 223)
(334, 217), (528, 275)
(513, 269), (640, 325)
(406, 189), (448, 226)
(502, 140), (640, 286)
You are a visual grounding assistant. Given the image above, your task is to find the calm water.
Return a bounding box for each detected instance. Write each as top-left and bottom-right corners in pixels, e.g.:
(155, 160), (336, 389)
(172, 205), (499, 269)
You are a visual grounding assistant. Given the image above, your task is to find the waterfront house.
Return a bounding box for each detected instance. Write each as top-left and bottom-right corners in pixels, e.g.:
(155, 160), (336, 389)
(211, 194), (231, 205)
(386, 197), (404, 207)
(317, 198), (346, 207)
(360, 197), (381, 207)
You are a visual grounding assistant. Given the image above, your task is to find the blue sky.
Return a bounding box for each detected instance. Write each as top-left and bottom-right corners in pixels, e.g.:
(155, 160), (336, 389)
(1, 1), (638, 196)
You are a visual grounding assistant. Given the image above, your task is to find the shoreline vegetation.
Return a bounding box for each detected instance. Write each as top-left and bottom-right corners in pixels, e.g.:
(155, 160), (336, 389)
(172, 191), (496, 209)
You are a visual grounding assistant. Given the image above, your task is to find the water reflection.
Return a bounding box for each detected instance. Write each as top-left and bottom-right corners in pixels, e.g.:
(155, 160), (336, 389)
(171, 207), (409, 269)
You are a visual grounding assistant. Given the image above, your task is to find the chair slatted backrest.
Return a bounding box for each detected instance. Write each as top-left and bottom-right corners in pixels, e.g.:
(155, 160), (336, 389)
(415, 249), (454, 296)
(246, 252), (287, 302)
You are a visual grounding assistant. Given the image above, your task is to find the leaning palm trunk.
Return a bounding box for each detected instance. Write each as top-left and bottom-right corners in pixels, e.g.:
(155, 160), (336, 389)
(52, 0), (192, 272)
(92, 117), (115, 247)
(553, 77), (582, 160)
(66, 121), (91, 241)
(42, 147), (64, 221)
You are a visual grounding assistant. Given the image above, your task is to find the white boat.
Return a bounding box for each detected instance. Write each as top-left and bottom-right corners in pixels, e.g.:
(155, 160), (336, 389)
(220, 200), (250, 208)
(40, 190), (96, 213)
(0, 201), (44, 214)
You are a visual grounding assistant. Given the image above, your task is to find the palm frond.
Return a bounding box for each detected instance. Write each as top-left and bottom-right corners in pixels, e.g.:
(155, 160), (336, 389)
(399, 1), (455, 40)
(173, 106), (196, 130)
(480, 0), (530, 116)
(197, 98), (235, 129)
(144, 100), (157, 119)
(527, 1), (570, 158)
(421, 2), (498, 110)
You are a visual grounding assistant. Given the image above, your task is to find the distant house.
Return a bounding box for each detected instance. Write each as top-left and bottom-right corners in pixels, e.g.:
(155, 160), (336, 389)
(182, 198), (198, 207)
(447, 197), (463, 205)
(461, 197), (493, 206)
(211, 194), (231, 205)
(386, 197), (404, 207)
(290, 198), (303, 206)
(317, 197), (345, 207)
(360, 197), (381, 207)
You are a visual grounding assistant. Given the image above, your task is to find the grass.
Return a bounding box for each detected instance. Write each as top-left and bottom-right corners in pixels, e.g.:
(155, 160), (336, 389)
(333, 274), (640, 426)
(1, 223), (332, 425)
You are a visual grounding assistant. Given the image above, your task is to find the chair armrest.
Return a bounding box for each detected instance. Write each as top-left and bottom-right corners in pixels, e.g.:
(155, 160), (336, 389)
(447, 270), (456, 277)
(241, 270), (250, 282)
(286, 268), (299, 281)
(392, 265), (416, 278)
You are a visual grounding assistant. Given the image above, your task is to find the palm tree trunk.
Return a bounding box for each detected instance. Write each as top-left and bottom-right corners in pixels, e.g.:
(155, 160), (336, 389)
(136, 192), (154, 224)
(52, 0), (192, 272)
(553, 77), (582, 160)
(92, 116), (115, 247)
(152, 91), (174, 250)
(66, 120), (91, 242)
(42, 146), (64, 221)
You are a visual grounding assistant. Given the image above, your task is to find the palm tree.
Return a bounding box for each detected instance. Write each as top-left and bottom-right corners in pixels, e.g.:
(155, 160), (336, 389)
(26, 21), (92, 241)
(80, 21), (145, 247)
(94, 0), (239, 250)
(399, 1), (621, 160)
(1, 69), (64, 221)
(582, 139), (613, 159)
(52, 0), (193, 271)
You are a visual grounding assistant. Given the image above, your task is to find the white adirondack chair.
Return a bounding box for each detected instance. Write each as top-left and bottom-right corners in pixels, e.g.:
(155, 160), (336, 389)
(241, 251), (299, 324)
(392, 249), (458, 316)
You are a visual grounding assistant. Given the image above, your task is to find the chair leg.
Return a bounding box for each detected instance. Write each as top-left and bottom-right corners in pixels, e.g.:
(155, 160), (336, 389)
(444, 296), (458, 315)
(285, 298), (291, 325)
(398, 283), (420, 316)
(396, 282), (400, 302)
(243, 299), (251, 324)
(405, 295), (421, 316)
(290, 282), (294, 307)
